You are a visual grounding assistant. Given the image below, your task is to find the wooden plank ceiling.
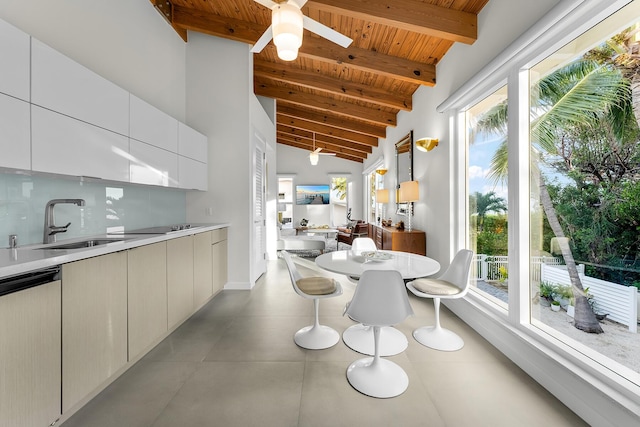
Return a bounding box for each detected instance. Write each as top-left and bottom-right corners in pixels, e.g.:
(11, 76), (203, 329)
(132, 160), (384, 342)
(150, 0), (490, 163)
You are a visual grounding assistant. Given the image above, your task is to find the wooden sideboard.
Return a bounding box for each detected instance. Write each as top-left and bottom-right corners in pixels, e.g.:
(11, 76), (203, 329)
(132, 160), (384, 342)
(369, 223), (426, 255)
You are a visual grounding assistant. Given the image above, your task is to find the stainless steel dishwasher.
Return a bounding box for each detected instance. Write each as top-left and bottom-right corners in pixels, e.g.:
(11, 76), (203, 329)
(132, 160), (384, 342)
(0, 265), (61, 297)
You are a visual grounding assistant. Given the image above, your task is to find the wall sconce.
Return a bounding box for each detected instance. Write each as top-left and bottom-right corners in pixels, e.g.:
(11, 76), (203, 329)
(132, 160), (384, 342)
(272, 3), (303, 61)
(415, 137), (439, 152)
(375, 189), (389, 224)
(375, 168), (388, 175)
(398, 180), (419, 231)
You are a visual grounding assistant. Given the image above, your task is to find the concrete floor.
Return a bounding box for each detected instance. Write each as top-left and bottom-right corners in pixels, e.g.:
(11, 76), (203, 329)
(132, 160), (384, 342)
(62, 256), (588, 427)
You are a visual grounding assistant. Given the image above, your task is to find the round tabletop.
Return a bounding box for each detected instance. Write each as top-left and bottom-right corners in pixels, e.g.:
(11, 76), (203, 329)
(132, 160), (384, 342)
(316, 249), (440, 280)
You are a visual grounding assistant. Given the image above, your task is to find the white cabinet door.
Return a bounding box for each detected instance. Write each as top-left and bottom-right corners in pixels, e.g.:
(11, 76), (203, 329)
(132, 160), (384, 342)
(130, 94), (178, 152)
(178, 156), (208, 190)
(167, 236), (194, 329)
(130, 139), (179, 187)
(31, 106), (130, 182)
(178, 122), (207, 161)
(62, 252), (128, 412)
(0, 93), (30, 170)
(128, 242), (168, 360)
(0, 18), (30, 101)
(31, 38), (129, 136)
(0, 281), (61, 427)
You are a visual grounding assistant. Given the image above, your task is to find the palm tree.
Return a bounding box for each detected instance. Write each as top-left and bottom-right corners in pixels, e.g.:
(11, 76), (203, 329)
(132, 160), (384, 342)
(476, 59), (629, 333)
(470, 191), (507, 232)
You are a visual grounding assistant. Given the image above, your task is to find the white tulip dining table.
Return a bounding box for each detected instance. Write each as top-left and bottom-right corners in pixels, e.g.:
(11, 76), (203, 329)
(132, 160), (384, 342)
(316, 249), (440, 356)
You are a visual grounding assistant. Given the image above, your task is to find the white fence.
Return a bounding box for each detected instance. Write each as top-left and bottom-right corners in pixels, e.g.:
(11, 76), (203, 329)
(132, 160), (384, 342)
(474, 254), (563, 283)
(541, 264), (638, 333)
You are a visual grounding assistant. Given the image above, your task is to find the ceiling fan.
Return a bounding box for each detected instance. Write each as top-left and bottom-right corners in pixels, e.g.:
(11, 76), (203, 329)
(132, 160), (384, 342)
(251, 0), (353, 61)
(309, 133), (335, 165)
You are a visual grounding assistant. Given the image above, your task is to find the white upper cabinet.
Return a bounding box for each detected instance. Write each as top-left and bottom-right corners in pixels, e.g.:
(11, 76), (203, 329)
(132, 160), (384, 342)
(129, 139), (178, 187)
(178, 156), (208, 191)
(31, 106), (130, 182)
(130, 95), (178, 153)
(178, 122), (207, 161)
(0, 93), (30, 170)
(31, 39), (129, 136)
(0, 19), (30, 101)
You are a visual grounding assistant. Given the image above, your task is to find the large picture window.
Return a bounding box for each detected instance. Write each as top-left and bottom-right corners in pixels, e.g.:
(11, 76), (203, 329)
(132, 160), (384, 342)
(459, 1), (640, 387)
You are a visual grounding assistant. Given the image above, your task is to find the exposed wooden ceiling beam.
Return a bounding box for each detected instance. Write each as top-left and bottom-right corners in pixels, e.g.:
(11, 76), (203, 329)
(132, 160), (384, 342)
(254, 60), (412, 111)
(276, 124), (374, 153)
(276, 132), (369, 159)
(277, 138), (364, 163)
(277, 103), (387, 138)
(171, 6), (436, 86)
(307, 0), (478, 44)
(171, 5), (264, 44)
(256, 79), (397, 127)
(276, 116), (378, 148)
(294, 38), (436, 86)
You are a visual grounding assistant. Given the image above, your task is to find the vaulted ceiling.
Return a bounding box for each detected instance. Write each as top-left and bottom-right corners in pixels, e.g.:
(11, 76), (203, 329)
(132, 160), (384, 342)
(150, 0), (490, 162)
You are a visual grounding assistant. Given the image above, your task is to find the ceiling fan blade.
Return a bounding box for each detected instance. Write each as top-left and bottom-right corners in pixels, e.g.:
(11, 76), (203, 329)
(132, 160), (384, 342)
(291, 0), (308, 7)
(319, 152), (336, 156)
(313, 147), (322, 154)
(253, 0), (276, 9)
(250, 25), (273, 53)
(302, 16), (352, 48)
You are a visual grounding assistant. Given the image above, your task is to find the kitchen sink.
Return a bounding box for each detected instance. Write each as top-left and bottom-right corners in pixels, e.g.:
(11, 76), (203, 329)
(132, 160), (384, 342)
(35, 238), (125, 250)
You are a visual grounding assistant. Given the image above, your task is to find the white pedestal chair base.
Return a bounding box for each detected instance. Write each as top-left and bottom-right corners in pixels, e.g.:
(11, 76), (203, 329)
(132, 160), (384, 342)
(413, 325), (464, 351)
(343, 324), (408, 356)
(295, 324), (340, 350)
(346, 357), (409, 398)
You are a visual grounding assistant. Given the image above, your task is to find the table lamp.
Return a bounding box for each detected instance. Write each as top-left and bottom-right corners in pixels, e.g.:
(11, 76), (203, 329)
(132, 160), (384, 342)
(399, 181), (419, 231)
(376, 189), (389, 224)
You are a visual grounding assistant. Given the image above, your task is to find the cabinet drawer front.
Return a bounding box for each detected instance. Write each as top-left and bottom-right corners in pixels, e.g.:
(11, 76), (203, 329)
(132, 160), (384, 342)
(211, 228), (227, 244)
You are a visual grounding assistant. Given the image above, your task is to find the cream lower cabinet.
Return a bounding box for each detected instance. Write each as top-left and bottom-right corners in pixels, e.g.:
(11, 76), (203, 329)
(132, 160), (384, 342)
(194, 231), (213, 309)
(0, 281), (61, 427)
(127, 242), (168, 360)
(62, 252), (128, 412)
(167, 236), (194, 329)
(212, 228), (228, 294)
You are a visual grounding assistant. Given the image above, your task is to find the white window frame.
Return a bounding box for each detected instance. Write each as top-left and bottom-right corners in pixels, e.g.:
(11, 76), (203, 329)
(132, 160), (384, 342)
(440, 0), (640, 422)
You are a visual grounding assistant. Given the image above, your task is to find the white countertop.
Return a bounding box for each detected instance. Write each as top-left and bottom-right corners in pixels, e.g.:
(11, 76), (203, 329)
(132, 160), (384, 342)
(0, 223), (230, 279)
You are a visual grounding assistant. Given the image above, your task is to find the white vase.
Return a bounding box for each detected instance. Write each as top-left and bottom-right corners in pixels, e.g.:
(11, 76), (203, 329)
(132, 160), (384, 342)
(566, 305), (575, 317)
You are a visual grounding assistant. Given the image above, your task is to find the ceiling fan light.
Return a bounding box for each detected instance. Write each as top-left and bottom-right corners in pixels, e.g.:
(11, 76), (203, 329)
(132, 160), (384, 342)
(273, 3), (303, 61)
(309, 151), (319, 165)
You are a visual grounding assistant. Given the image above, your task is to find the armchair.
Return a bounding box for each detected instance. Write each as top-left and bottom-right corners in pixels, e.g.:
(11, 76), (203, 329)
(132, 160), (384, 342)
(336, 221), (369, 249)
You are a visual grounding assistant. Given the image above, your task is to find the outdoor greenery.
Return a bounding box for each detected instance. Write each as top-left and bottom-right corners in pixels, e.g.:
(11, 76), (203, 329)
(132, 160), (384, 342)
(471, 27), (640, 333)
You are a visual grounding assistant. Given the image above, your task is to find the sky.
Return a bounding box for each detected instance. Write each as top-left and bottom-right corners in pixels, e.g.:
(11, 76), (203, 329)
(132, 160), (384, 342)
(468, 131), (508, 202)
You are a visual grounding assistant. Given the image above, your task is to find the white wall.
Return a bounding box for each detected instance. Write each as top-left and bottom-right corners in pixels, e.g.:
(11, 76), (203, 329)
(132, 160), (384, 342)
(363, 0), (562, 269)
(0, 0), (186, 120)
(276, 144), (364, 227)
(184, 33), (256, 289)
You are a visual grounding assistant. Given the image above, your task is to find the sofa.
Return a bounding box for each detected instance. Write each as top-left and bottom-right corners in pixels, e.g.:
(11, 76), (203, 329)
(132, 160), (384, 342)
(336, 220), (369, 249)
(276, 227), (325, 253)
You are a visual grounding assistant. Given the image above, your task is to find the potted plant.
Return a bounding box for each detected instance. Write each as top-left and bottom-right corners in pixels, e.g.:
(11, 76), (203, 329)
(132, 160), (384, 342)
(551, 300), (561, 312)
(539, 281), (555, 307)
(553, 283), (573, 309)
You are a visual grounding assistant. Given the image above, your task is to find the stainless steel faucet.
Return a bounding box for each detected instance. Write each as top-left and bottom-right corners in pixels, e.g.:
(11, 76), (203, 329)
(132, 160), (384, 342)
(43, 199), (86, 244)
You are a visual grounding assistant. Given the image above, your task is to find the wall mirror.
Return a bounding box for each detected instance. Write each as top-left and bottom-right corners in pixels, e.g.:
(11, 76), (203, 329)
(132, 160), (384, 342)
(395, 131), (413, 215)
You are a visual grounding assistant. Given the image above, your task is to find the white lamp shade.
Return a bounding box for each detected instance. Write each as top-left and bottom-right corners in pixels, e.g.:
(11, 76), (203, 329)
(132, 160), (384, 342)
(376, 189), (389, 203)
(272, 3), (303, 61)
(399, 181), (419, 202)
(309, 151), (319, 165)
